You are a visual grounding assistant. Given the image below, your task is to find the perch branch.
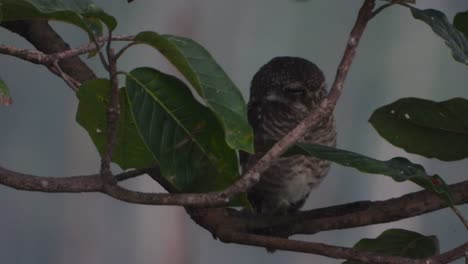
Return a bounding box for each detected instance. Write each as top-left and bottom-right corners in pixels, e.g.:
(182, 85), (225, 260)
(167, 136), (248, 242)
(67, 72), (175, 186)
(1, 164), (466, 231)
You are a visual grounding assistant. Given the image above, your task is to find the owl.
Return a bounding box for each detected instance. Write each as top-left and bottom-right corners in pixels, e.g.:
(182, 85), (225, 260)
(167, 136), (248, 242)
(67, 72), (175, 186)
(242, 56), (337, 215)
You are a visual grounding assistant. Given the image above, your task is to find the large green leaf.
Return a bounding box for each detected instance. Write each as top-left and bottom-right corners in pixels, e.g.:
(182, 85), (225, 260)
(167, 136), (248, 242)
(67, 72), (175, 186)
(410, 7), (468, 65)
(287, 143), (453, 205)
(369, 97), (468, 161)
(76, 79), (155, 170)
(133, 31), (253, 153)
(343, 229), (438, 264)
(125, 67), (241, 193)
(0, 77), (12, 106)
(454, 11), (468, 38)
(0, 0), (116, 36)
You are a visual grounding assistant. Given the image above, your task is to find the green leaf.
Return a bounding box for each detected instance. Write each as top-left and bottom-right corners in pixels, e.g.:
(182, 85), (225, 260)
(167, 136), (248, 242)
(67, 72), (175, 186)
(454, 11), (468, 37)
(0, 0), (117, 36)
(76, 79), (155, 170)
(287, 143), (454, 205)
(369, 97), (468, 161)
(410, 7), (468, 65)
(0, 77), (12, 106)
(343, 229), (438, 264)
(133, 31), (253, 153)
(125, 67), (242, 194)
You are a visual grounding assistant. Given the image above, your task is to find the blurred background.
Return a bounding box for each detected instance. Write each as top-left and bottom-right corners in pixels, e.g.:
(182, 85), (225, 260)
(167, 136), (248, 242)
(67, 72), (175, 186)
(0, 0), (467, 263)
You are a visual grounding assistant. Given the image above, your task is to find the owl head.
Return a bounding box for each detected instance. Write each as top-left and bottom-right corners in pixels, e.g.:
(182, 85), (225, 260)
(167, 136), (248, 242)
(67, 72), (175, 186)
(249, 56), (326, 112)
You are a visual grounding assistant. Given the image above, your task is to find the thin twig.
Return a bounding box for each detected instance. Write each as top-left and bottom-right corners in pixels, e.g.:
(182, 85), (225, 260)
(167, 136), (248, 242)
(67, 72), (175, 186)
(114, 167), (154, 181)
(451, 206), (468, 230)
(92, 37), (110, 71)
(369, 3), (394, 20)
(99, 46), (120, 184)
(0, 45), (49, 64)
(115, 41), (138, 60)
(0, 35), (134, 91)
(48, 61), (81, 91)
(0, 36), (135, 67)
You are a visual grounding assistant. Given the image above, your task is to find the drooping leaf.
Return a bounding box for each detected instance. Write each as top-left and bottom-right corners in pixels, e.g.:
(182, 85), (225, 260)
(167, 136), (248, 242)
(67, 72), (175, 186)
(286, 143), (453, 205)
(0, 77), (12, 106)
(76, 79), (155, 170)
(343, 229), (438, 264)
(454, 11), (468, 37)
(0, 0), (117, 37)
(133, 31), (253, 153)
(369, 97), (468, 161)
(410, 7), (468, 65)
(125, 67), (242, 194)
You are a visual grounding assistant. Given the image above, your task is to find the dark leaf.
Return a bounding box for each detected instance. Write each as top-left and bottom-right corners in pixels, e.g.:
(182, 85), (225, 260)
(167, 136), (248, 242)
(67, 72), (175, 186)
(125, 67), (245, 197)
(343, 229), (438, 264)
(0, 0), (117, 37)
(410, 7), (468, 65)
(76, 79), (155, 170)
(287, 143), (453, 205)
(454, 11), (468, 37)
(133, 31), (253, 153)
(0, 77), (12, 106)
(369, 97), (468, 161)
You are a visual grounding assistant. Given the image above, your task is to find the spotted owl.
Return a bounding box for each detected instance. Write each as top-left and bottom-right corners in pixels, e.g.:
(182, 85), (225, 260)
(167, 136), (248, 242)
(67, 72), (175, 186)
(242, 56), (337, 215)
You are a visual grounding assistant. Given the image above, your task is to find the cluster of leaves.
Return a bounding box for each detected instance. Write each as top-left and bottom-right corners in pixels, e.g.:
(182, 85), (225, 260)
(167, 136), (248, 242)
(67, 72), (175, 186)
(1, 0), (254, 195)
(1, 0), (467, 261)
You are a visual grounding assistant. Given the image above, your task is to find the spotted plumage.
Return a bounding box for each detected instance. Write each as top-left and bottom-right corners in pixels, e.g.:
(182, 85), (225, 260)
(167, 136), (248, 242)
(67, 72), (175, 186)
(242, 56), (337, 215)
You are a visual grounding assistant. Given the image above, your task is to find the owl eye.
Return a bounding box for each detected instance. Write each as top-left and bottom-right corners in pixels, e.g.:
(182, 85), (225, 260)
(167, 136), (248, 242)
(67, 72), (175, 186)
(283, 82), (306, 96)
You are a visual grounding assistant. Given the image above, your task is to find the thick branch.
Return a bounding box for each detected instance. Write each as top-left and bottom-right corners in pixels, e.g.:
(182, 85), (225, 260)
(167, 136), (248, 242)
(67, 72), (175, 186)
(190, 180), (468, 237)
(217, 231), (421, 264)
(216, 230), (467, 264)
(1, 20), (96, 83)
(1, 164), (466, 233)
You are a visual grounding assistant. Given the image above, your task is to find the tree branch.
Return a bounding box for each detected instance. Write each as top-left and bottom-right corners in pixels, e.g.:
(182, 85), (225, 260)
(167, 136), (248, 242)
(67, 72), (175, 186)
(189, 180), (468, 238)
(1, 20), (97, 83)
(99, 41), (120, 184)
(114, 167), (154, 181)
(428, 242), (468, 264)
(0, 36), (133, 73)
(1, 164), (466, 233)
(217, 231), (422, 264)
(216, 231), (467, 264)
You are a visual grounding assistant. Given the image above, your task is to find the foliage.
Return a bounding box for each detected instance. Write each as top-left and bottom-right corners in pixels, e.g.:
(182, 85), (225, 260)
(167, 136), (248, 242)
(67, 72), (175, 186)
(1, 0), (467, 260)
(125, 67), (240, 193)
(343, 229), (438, 264)
(370, 98), (468, 161)
(76, 79), (155, 170)
(0, 77), (11, 106)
